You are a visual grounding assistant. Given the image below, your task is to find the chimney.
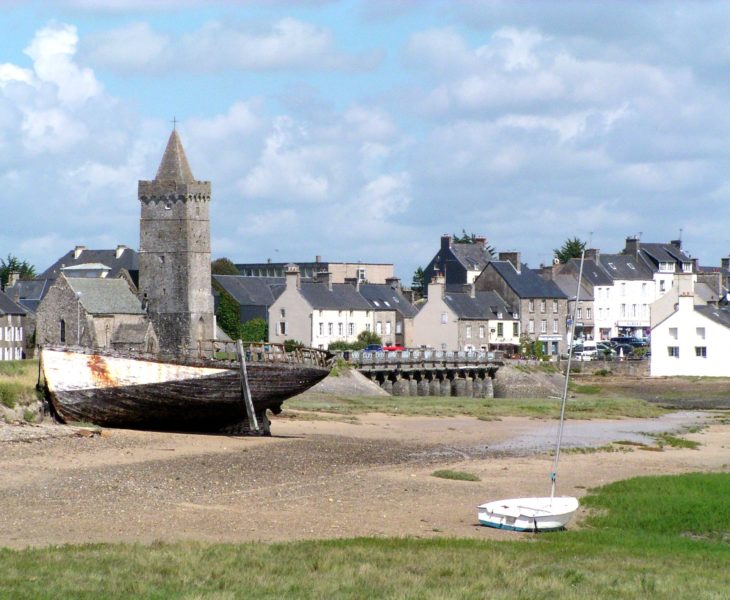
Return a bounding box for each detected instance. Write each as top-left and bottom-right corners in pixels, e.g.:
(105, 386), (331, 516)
(385, 276), (401, 291)
(670, 239), (682, 250)
(691, 258), (698, 273)
(474, 236), (487, 248)
(469, 282), (476, 298)
(498, 251), (521, 273)
(318, 271), (333, 291)
(722, 257), (730, 271)
(74, 245), (86, 259)
(116, 245), (128, 259)
(7, 271), (20, 288)
(345, 276), (360, 291)
(285, 263), (301, 290)
(539, 264), (554, 280)
(624, 236), (640, 258)
(315, 255), (321, 263)
(428, 274), (446, 299)
(440, 235), (452, 252)
(585, 248), (599, 262)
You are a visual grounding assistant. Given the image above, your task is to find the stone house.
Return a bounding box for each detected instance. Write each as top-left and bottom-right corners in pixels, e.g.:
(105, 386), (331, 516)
(36, 274), (157, 352)
(474, 252), (568, 356)
(411, 277), (519, 352)
(0, 290), (27, 360)
(424, 234), (494, 291)
(357, 280), (417, 347)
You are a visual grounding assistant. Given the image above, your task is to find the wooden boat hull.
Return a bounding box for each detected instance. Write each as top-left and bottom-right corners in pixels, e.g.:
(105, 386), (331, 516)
(477, 497), (579, 532)
(41, 347), (330, 434)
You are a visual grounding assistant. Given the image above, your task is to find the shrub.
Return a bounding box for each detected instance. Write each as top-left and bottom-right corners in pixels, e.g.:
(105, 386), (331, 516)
(0, 382), (23, 409)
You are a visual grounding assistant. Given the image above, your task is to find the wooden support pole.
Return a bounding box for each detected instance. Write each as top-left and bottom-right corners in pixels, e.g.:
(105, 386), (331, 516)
(236, 339), (259, 432)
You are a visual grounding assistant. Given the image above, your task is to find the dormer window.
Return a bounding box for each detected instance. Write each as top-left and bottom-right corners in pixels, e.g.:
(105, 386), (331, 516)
(627, 263), (635, 270)
(682, 262), (692, 273)
(608, 262), (616, 270)
(659, 261), (673, 273)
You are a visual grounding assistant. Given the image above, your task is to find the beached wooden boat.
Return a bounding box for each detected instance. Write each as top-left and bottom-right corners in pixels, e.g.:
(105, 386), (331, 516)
(40, 342), (332, 435)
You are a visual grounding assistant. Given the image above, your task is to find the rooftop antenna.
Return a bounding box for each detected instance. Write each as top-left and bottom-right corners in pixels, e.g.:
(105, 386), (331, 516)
(679, 228), (683, 242)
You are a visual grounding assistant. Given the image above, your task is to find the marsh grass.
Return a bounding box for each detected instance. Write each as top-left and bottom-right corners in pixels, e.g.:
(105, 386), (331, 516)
(286, 393), (665, 420)
(0, 360), (40, 410)
(431, 469), (480, 481)
(0, 473), (727, 599)
(652, 433), (700, 450)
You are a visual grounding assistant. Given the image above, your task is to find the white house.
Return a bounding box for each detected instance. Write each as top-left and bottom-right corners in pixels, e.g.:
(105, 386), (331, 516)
(650, 275), (729, 377)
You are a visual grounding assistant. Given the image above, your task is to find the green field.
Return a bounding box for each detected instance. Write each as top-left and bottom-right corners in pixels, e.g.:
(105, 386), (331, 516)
(285, 392), (667, 420)
(0, 473), (727, 599)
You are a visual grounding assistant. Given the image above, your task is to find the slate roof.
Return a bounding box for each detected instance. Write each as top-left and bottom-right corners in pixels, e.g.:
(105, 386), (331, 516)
(67, 278), (144, 315)
(443, 290), (516, 320)
(598, 254), (652, 281)
(552, 274), (593, 301)
(213, 275), (285, 307)
(156, 129), (195, 183)
(299, 283), (372, 311)
(489, 261), (567, 299)
(112, 322), (149, 344)
(38, 247), (139, 280)
(0, 290), (27, 316)
(451, 243), (493, 272)
(694, 282), (719, 304)
(4, 279), (50, 313)
(564, 258), (614, 286)
(695, 305), (730, 329)
(358, 283), (418, 318)
(639, 243), (692, 266)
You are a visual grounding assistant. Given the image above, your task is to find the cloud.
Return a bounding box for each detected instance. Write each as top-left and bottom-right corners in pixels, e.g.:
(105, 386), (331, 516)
(82, 18), (383, 74)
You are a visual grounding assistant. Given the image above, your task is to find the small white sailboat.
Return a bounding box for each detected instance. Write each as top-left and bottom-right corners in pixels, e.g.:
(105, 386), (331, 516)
(477, 250), (586, 532)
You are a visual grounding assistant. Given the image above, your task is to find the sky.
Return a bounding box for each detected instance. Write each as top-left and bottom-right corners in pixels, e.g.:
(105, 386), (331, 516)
(3, 0), (730, 282)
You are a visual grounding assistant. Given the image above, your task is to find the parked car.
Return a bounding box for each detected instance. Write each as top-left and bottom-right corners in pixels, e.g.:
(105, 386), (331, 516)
(364, 344), (383, 352)
(613, 343), (635, 357)
(610, 336), (648, 348)
(382, 345), (405, 352)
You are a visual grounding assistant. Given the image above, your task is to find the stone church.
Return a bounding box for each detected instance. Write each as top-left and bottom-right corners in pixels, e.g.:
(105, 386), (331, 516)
(36, 129), (216, 356)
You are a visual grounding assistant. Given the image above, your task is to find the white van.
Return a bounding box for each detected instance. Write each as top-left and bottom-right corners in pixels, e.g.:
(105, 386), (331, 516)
(574, 340), (598, 361)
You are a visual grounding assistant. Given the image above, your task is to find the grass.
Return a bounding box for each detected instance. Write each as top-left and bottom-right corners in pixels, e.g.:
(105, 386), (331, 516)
(652, 433), (701, 450)
(0, 473), (727, 599)
(0, 360), (41, 411)
(431, 469), (481, 481)
(286, 392), (666, 420)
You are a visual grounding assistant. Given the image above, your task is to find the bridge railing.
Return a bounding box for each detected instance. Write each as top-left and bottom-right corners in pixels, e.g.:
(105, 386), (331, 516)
(345, 349), (503, 366)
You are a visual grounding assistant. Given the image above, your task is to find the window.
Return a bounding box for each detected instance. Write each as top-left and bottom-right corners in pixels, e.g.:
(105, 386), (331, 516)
(528, 300), (534, 313)
(280, 309), (286, 318)
(659, 261), (673, 273)
(659, 280), (666, 293)
(513, 322), (519, 337)
(366, 323), (371, 332)
(338, 322), (344, 336)
(621, 304), (627, 318)
(385, 322), (392, 335)
(396, 322), (402, 334)
(60, 320), (66, 343)
(357, 267), (366, 282)
(441, 312), (448, 324)
(667, 346), (679, 358)
(599, 308), (603, 319)
(683, 262), (692, 273)
(632, 304), (637, 318)
(540, 300), (546, 313)
(497, 323), (503, 337)
(586, 307), (592, 319)
(642, 283), (647, 297)
(529, 320), (535, 334)
(479, 325), (485, 338)
(540, 320), (547, 333)
(278, 321), (287, 336)
(466, 325), (472, 338)
(553, 300), (558, 313)
(348, 323), (354, 335)
(577, 307), (582, 319)
(328, 322), (333, 335)
(696, 327), (705, 340)
(669, 327), (678, 340)
(319, 323), (324, 336)
(695, 346), (707, 358)
(553, 319), (558, 334)
(376, 321), (382, 334)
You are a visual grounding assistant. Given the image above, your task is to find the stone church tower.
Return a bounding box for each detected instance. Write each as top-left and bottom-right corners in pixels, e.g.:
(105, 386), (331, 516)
(138, 129), (215, 355)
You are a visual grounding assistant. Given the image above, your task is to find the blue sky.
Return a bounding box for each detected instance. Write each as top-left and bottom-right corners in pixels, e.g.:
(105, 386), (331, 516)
(3, 0), (730, 282)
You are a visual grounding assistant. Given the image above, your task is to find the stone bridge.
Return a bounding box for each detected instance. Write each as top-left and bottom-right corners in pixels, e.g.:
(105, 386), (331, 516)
(345, 349), (503, 398)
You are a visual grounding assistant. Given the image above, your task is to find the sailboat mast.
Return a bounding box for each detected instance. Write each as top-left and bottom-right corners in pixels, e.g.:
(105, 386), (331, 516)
(550, 249), (586, 501)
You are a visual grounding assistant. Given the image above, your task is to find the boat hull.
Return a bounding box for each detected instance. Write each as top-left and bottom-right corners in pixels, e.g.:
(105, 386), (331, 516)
(477, 497), (579, 532)
(41, 347), (330, 434)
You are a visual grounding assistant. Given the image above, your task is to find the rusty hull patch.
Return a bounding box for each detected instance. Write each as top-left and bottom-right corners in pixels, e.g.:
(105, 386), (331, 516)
(87, 354), (116, 388)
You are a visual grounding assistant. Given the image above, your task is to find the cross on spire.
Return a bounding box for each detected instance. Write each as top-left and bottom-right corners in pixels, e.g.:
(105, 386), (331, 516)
(171, 116), (177, 130)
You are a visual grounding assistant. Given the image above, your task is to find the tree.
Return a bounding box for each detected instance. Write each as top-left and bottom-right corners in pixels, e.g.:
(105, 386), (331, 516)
(411, 266), (426, 299)
(451, 230), (496, 256)
(356, 330), (382, 347)
(214, 287), (242, 340)
(240, 318), (268, 342)
(211, 257), (239, 275)
(553, 237), (586, 264)
(0, 254), (36, 289)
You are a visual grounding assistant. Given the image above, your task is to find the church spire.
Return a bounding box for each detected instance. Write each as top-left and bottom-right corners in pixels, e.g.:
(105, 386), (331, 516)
(155, 128), (195, 183)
